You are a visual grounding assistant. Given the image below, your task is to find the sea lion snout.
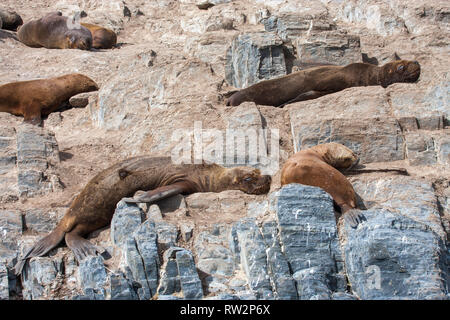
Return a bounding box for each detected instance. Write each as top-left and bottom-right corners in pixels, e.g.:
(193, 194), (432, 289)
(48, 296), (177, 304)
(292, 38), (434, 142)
(406, 61), (421, 82)
(228, 167), (272, 195)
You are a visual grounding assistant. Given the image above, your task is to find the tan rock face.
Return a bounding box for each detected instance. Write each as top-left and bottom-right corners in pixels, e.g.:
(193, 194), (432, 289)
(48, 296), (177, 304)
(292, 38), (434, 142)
(0, 0), (448, 300)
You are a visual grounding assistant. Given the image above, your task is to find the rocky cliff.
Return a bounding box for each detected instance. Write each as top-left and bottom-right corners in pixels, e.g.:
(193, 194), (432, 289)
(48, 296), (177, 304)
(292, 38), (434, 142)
(0, 0), (449, 300)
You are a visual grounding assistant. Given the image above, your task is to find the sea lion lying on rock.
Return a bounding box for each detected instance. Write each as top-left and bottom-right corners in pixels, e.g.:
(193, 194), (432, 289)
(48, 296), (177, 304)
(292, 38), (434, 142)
(226, 60), (421, 107)
(18, 12), (92, 50)
(0, 73), (99, 125)
(0, 9), (23, 31)
(281, 143), (364, 226)
(80, 23), (117, 49)
(15, 157), (271, 274)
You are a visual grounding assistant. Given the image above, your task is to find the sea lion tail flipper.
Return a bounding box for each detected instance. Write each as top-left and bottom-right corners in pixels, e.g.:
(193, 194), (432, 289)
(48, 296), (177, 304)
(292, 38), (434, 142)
(22, 105), (42, 126)
(343, 209), (367, 228)
(224, 90), (242, 107)
(65, 231), (102, 263)
(123, 183), (187, 204)
(14, 227), (66, 276)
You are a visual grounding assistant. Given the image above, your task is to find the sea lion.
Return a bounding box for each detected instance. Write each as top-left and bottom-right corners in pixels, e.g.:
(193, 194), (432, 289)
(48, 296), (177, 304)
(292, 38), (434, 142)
(80, 23), (117, 49)
(226, 60), (421, 107)
(15, 156), (271, 274)
(17, 12), (92, 50)
(0, 73), (99, 125)
(0, 9), (23, 31)
(281, 143), (363, 226)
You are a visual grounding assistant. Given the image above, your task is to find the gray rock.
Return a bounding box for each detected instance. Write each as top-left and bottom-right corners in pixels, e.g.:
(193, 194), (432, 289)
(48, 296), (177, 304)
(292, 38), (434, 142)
(23, 209), (65, 233)
(264, 14), (336, 41)
(155, 221), (178, 251)
(289, 89), (405, 164)
(275, 184), (338, 272)
(234, 218), (274, 299)
(110, 200), (144, 246)
(225, 32), (287, 89)
(121, 220), (159, 300)
(157, 247), (183, 296)
(229, 223), (241, 265)
(156, 194), (187, 214)
(195, 229), (235, 277)
(176, 249), (203, 299)
(180, 223), (194, 242)
(293, 267), (332, 300)
(69, 92), (96, 108)
(435, 134), (450, 165)
(0, 147), (18, 202)
(352, 176), (446, 238)
(72, 288), (105, 300)
(389, 81), (449, 129)
(275, 184), (344, 299)
(342, 207), (449, 299)
(0, 264), (8, 300)
(205, 293), (240, 300)
(124, 237), (151, 300)
(294, 31), (361, 66)
(196, 0), (231, 10)
(157, 294), (181, 300)
(0, 126), (16, 176)
(261, 221), (298, 300)
(109, 272), (138, 300)
(0, 210), (22, 252)
(15, 124), (60, 197)
(405, 132), (437, 166)
(331, 292), (358, 300)
(266, 245), (298, 300)
(132, 220), (160, 298)
(148, 204), (163, 221)
(78, 256), (107, 299)
(22, 256), (63, 300)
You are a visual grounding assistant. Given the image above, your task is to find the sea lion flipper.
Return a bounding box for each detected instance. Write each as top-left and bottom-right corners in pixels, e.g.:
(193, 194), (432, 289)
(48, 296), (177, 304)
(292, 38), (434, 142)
(14, 227), (66, 275)
(65, 232), (101, 262)
(22, 104), (42, 125)
(123, 182), (187, 204)
(277, 90), (331, 108)
(344, 209), (366, 228)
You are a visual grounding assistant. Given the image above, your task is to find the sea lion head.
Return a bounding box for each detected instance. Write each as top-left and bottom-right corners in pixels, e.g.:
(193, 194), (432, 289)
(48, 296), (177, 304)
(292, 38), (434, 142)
(68, 73), (99, 91)
(380, 60), (421, 88)
(65, 30), (92, 50)
(225, 167), (272, 195)
(311, 142), (359, 169)
(0, 10), (23, 31)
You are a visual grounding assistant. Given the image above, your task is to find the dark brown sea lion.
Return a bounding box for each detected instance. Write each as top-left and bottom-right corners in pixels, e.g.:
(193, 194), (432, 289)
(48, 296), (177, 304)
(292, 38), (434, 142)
(80, 22), (117, 49)
(281, 143), (363, 226)
(15, 157), (271, 274)
(17, 12), (92, 50)
(0, 9), (23, 31)
(226, 60), (421, 107)
(0, 73), (99, 125)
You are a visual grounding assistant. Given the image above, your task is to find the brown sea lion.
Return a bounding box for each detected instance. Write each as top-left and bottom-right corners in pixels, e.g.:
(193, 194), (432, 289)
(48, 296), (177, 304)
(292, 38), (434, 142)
(80, 23), (117, 49)
(226, 60), (421, 107)
(281, 143), (363, 226)
(17, 12), (92, 50)
(0, 73), (99, 125)
(15, 156), (271, 274)
(0, 9), (23, 31)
